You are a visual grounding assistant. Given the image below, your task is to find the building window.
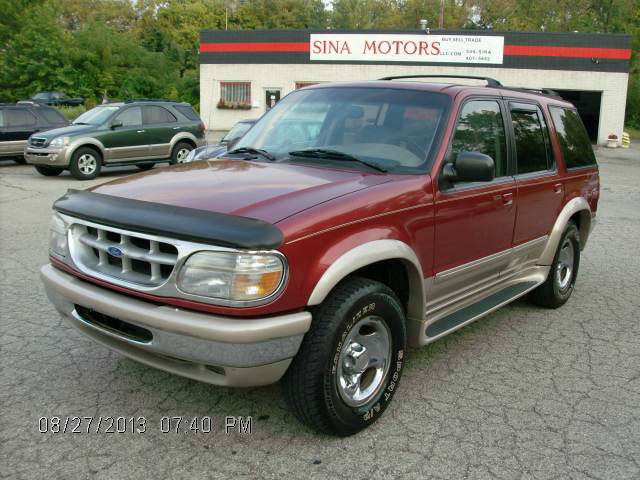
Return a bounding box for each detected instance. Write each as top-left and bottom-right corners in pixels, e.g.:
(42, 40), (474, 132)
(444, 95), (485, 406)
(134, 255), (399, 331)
(218, 82), (251, 110)
(295, 82), (319, 89)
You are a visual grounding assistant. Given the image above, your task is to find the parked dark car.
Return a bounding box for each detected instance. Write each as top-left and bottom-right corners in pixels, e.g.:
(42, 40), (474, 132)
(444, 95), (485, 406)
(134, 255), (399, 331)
(31, 92), (84, 107)
(184, 118), (257, 162)
(24, 99), (205, 179)
(0, 102), (69, 164)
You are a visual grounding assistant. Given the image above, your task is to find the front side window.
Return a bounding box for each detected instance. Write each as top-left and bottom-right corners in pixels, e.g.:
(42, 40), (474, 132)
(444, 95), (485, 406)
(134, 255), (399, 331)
(549, 106), (596, 169)
(115, 106), (142, 127)
(450, 99), (508, 177)
(5, 109), (37, 127)
(74, 106), (119, 125)
(143, 106), (177, 125)
(511, 105), (551, 174)
(235, 87), (450, 173)
(220, 82), (251, 107)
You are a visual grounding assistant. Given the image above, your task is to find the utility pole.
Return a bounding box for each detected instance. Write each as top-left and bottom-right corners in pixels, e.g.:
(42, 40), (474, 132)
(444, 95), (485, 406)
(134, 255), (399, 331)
(439, 0), (445, 29)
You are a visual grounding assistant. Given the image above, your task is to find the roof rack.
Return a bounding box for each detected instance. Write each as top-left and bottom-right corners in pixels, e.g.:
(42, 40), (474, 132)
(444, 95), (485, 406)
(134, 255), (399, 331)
(501, 86), (563, 100)
(378, 74), (502, 87)
(123, 98), (173, 104)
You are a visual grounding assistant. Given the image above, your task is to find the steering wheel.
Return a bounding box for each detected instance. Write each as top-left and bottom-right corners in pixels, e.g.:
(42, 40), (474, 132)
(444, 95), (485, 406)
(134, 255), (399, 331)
(386, 137), (425, 159)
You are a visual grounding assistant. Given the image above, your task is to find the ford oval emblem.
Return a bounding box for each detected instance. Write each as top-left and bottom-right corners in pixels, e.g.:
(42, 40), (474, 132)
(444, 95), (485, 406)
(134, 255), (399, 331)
(107, 246), (124, 258)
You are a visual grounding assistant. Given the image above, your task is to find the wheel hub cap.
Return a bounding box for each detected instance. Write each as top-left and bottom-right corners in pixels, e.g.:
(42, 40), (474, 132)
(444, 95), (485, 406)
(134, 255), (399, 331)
(176, 148), (190, 163)
(337, 316), (391, 407)
(78, 154), (96, 174)
(555, 238), (575, 291)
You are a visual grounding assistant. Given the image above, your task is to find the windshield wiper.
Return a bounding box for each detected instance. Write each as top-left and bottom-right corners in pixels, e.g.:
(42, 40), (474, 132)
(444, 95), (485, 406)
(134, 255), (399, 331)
(288, 148), (387, 172)
(226, 147), (275, 161)
(72, 122), (90, 125)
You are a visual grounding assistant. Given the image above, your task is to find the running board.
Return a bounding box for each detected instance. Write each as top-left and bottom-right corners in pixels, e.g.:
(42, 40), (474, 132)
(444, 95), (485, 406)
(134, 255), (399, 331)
(425, 281), (537, 338)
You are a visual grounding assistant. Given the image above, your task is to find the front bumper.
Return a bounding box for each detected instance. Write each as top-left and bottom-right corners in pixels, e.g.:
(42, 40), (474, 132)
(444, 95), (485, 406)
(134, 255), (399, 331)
(41, 264), (311, 386)
(24, 146), (68, 166)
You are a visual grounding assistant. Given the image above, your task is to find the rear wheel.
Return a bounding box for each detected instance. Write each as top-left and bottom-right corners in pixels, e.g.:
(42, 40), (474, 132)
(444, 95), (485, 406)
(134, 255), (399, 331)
(170, 142), (193, 164)
(529, 222), (580, 308)
(283, 277), (406, 436)
(13, 156), (26, 165)
(69, 147), (101, 180)
(34, 165), (63, 176)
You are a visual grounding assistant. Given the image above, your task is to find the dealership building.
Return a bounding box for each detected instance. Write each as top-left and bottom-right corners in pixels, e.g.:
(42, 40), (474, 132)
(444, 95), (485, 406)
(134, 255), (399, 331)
(199, 29), (632, 145)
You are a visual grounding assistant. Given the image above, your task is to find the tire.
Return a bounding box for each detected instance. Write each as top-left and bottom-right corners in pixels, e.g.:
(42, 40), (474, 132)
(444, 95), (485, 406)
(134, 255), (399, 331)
(34, 165), (63, 176)
(283, 276), (407, 436)
(13, 156), (26, 165)
(529, 222), (581, 308)
(170, 142), (193, 165)
(135, 163), (154, 171)
(69, 147), (101, 180)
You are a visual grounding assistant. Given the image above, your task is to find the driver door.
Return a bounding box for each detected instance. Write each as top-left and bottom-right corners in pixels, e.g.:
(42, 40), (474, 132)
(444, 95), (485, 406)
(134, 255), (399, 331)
(431, 98), (516, 304)
(101, 106), (149, 162)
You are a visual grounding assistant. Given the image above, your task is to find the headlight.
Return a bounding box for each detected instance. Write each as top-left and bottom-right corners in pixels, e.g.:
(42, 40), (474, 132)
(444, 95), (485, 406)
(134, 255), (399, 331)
(177, 251), (285, 303)
(49, 214), (68, 258)
(49, 136), (70, 148)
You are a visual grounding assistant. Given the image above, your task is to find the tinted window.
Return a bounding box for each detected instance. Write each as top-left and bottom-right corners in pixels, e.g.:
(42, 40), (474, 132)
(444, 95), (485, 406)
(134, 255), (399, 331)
(511, 106), (550, 174)
(549, 106), (596, 169)
(5, 109), (37, 127)
(174, 104), (200, 121)
(115, 107), (142, 127)
(0, 110), (4, 127)
(144, 105), (177, 124)
(39, 108), (68, 125)
(450, 100), (508, 177)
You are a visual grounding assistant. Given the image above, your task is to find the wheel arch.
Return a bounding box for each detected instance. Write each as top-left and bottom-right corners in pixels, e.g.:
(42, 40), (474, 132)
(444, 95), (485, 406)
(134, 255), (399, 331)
(307, 240), (426, 325)
(65, 139), (105, 163)
(539, 197), (592, 265)
(170, 132), (197, 151)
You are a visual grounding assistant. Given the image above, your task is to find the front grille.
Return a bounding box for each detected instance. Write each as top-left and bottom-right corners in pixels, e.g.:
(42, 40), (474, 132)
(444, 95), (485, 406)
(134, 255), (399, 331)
(29, 137), (47, 147)
(70, 223), (178, 286)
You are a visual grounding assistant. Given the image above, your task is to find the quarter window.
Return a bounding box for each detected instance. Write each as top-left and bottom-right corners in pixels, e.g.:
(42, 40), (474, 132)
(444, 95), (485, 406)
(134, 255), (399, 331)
(115, 107), (142, 127)
(549, 106), (596, 169)
(511, 105), (552, 174)
(450, 100), (508, 178)
(220, 82), (251, 107)
(4, 109), (37, 127)
(143, 106), (177, 124)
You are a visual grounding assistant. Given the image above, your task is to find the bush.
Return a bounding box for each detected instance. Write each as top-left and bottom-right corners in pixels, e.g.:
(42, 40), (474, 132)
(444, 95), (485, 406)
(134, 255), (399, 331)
(57, 105), (86, 121)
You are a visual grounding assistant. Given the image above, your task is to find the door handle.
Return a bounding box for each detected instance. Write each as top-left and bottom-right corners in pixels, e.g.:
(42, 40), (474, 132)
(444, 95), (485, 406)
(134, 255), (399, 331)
(136, 130), (145, 133)
(502, 192), (514, 206)
(553, 183), (563, 194)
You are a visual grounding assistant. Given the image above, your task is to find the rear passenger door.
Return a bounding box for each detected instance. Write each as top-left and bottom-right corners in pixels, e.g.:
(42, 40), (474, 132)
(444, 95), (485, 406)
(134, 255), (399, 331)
(432, 98), (516, 301)
(143, 105), (178, 158)
(508, 102), (563, 246)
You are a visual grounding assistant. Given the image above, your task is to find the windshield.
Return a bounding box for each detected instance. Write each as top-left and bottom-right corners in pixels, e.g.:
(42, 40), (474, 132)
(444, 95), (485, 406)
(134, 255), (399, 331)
(222, 122), (253, 142)
(73, 106), (120, 125)
(234, 87), (450, 173)
(32, 93), (49, 100)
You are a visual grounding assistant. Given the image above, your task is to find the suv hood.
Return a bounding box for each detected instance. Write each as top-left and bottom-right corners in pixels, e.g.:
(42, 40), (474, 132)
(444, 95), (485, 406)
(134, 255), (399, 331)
(32, 124), (95, 142)
(90, 159), (390, 225)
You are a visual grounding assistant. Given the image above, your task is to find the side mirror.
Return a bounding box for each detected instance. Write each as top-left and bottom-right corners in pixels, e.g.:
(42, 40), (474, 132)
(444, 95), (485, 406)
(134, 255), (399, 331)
(442, 151), (495, 184)
(110, 120), (123, 129)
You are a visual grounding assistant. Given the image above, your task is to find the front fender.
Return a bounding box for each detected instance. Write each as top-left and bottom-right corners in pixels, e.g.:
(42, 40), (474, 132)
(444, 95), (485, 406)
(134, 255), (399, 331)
(65, 138), (106, 162)
(307, 239), (425, 322)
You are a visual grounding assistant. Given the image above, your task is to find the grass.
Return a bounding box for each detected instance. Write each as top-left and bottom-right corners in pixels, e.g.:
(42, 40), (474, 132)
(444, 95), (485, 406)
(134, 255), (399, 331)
(624, 125), (640, 141)
(57, 105), (86, 121)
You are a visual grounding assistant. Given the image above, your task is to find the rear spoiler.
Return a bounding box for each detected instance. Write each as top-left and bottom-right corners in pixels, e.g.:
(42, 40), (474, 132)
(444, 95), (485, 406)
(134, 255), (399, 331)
(53, 189), (284, 250)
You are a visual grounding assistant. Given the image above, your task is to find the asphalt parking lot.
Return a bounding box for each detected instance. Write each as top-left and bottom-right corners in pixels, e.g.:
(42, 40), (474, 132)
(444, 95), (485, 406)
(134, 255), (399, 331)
(1, 146), (639, 480)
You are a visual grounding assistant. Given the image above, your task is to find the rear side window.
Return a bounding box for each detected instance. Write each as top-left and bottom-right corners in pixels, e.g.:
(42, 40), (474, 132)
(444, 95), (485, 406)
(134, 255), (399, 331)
(39, 108), (68, 125)
(451, 99), (508, 177)
(0, 110), (4, 127)
(144, 105), (177, 124)
(4, 109), (37, 127)
(510, 104), (552, 174)
(174, 104), (200, 121)
(549, 106), (596, 169)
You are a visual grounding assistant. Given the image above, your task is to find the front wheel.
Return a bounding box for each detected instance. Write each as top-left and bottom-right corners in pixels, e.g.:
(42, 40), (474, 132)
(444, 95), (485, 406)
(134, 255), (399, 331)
(69, 147), (102, 180)
(283, 277), (406, 436)
(529, 222), (581, 308)
(34, 165), (63, 176)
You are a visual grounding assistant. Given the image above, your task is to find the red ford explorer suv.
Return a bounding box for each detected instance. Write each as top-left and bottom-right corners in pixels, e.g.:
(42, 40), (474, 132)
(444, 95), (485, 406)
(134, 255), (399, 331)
(42, 76), (599, 436)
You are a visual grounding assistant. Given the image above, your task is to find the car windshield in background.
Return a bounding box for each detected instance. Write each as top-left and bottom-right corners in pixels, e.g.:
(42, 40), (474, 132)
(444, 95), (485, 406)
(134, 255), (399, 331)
(73, 106), (119, 125)
(32, 93), (49, 100)
(222, 122), (253, 142)
(234, 87), (451, 173)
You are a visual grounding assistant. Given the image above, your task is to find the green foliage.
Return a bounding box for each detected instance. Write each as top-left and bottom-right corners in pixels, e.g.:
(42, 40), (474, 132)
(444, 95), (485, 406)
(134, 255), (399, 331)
(0, 0), (636, 124)
(58, 105), (87, 121)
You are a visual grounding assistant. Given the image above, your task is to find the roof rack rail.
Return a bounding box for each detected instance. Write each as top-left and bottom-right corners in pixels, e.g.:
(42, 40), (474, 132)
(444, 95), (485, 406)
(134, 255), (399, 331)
(501, 86), (563, 99)
(378, 74), (502, 87)
(123, 98), (173, 104)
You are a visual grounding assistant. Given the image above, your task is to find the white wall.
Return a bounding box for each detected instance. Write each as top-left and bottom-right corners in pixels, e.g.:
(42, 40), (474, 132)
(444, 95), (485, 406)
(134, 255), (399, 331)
(200, 63), (629, 145)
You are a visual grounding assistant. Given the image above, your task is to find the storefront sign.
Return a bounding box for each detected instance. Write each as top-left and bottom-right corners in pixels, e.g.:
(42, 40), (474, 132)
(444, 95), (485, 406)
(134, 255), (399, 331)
(310, 33), (504, 64)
